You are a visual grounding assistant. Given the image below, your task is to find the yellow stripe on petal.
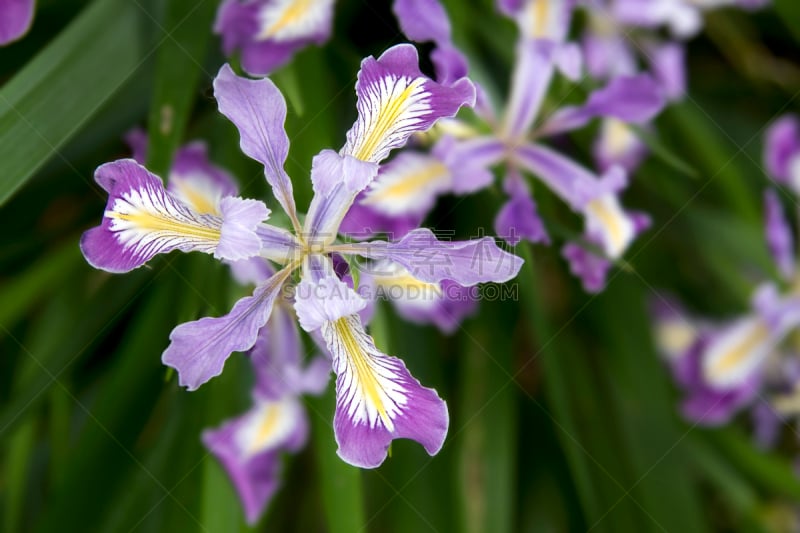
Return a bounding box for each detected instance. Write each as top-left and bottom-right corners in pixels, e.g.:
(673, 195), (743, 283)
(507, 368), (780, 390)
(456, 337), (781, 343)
(327, 316), (408, 430)
(344, 77), (430, 163)
(585, 194), (634, 259)
(706, 321), (770, 381)
(236, 397), (302, 456)
(362, 156), (450, 216)
(257, 0), (333, 42)
(106, 186), (223, 255)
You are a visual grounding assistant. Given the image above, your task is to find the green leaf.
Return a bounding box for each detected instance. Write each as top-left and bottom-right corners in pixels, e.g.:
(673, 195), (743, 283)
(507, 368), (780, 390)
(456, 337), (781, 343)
(145, 0), (218, 176)
(0, 0), (144, 206)
(308, 387), (366, 533)
(456, 299), (517, 533)
(0, 239), (82, 328)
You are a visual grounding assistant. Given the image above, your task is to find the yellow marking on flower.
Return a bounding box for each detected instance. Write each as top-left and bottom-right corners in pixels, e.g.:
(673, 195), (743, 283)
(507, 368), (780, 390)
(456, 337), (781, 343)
(374, 272), (443, 297)
(110, 210), (221, 242)
(259, 0), (314, 39)
(173, 180), (220, 215)
(605, 119), (634, 157)
(354, 79), (424, 162)
(335, 318), (391, 427)
(364, 161), (448, 205)
(656, 321), (696, 359)
(529, 0), (550, 38)
(708, 322), (770, 378)
(250, 403), (282, 452)
(586, 198), (625, 254)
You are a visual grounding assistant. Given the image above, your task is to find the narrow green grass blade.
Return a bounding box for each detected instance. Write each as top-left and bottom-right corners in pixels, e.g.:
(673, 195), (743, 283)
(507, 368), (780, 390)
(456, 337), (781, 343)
(308, 387), (366, 533)
(662, 103), (758, 222)
(3, 418), (35, 533)
(0, 0), (143, 206)
(456, 300), (516, 533)
(590, 279), (707, 532)
(201, 456), (244, 533)
(709, 427), (800, 501)
(0, 239), (82, 328)
(775, 0), (800, 42)
(145, 0), (217, 176)
(33, 280), (178, 532)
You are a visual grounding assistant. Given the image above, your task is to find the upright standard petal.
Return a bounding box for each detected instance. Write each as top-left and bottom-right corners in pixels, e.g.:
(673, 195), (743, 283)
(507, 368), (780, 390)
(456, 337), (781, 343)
(341, 44), (475, 164)
(162, 266), (293, 390)
(764, 189), (796, 281)
(80, 160), (264, 273)
(338, 228), (524, 285)
(294, 273), (368, 332)
(214, 64), (300, 229)
(0, 0), (34, 45)
(501, 39), (556, 141)
(592, 118), (648, 173)
(323, 314), (448, 468)
(303, 150), (379, 245)
(504, 0), (574, 42)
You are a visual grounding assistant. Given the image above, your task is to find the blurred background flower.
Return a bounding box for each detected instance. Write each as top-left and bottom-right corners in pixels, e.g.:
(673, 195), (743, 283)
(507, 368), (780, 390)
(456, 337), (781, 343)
(3, 0), (800, 532)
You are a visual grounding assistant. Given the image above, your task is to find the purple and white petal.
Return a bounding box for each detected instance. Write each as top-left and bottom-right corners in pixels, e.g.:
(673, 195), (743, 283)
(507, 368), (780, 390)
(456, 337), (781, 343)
(294, 271), (368, 332)
(340, 228), (524, 285)
(216, 197), (271, 261)
(363, 261), (478, 334)
(673, 335), (762, 425)
(338, 197), (424, 242)
(0, 0), (34, 45)
(501, 39), (557, 141)
(495, 170), (550, 245)
(764, 189), (796, 280)
(303, 150), (379, 245)
(214, 64), (300, 227)
(341, 44), (475, 163)
(539, 75), (665, 136)
(360, 151), (452, 217)
(168, 141), (239, 214)
(764, 115), (800, 186)
(593, 118), (649, 173)
(162, 267), (292, 390)
(214, 0), (335, 76)
(256, 223), (304, 264)
(80, 159), (249, 273)
(323, 314), (448, 468)
(508, 0), (574, 42)
(203, 422), (282, 525)
(555, 42), (583, 81)
(515, 142), (618, 209)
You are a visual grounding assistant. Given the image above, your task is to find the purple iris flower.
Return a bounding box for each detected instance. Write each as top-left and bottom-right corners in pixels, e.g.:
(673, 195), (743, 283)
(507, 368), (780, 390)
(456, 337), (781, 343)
(214, 0), (336, 76)
(214, 0), (469, 79)
(0, 0), (34, 45)
(81, 44), (523, 469)
(347, 0), (663, 293)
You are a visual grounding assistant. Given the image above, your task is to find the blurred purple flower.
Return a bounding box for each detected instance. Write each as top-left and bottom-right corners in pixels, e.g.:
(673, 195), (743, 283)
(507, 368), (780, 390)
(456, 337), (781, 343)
(0, 0), (34, 46)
